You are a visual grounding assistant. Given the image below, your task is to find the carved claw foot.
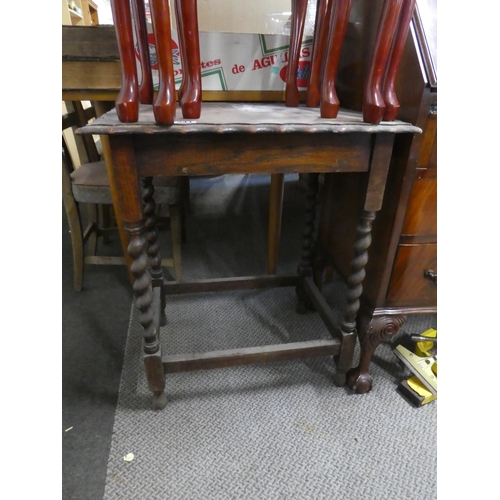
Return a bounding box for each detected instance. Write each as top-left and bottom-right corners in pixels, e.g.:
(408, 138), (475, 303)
(348, 313), (407, 393)
(152, 391), (168, 410)
(347, 367), (373, 394)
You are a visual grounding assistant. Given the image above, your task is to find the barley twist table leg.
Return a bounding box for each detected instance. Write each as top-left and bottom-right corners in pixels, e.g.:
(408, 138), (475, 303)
(296, 173), (320, 313)
(334, 210), (376, 386)
(127, 220), (167, 409)
(142, 177), (167, 326)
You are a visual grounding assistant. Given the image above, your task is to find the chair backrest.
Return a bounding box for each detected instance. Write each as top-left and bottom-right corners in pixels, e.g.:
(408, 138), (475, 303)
(62, 101), (100, 174)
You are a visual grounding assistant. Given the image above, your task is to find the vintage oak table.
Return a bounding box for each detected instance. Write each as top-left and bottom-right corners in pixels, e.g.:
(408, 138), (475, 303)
(78, 102), (420, 409)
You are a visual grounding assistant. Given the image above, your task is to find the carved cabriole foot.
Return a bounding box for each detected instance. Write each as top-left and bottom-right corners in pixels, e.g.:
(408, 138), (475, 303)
(149, 0), (177, 124)
(142, 177), (167, 326)
(131, 0), (154, 104)
(110, 0), (140, 122)
(362, 0), (404, 124)
(320, 0), (353, 118)
(175, 0), (202, 119)
(347, 313), (407, 393)
(382, 0), (417, 121)
(285, 0), (308, 107)
(127, 220), (166, 408)
(296, 173), (320, 314)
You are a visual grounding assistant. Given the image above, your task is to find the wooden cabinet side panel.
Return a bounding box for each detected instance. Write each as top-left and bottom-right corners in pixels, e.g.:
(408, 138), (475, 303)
(401, 169), (437, 237)
(386, 243), (437, 307)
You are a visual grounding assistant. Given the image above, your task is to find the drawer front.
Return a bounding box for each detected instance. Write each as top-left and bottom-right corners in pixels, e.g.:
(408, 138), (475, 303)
(386, 244), (437, 307)
(401, 170), (437, 238)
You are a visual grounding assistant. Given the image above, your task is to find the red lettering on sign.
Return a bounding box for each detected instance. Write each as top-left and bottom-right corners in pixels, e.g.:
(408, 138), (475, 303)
(279, 61), (312, 88)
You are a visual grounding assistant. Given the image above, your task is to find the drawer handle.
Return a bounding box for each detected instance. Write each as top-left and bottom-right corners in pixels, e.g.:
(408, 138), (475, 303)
(424, 269), (437, 285)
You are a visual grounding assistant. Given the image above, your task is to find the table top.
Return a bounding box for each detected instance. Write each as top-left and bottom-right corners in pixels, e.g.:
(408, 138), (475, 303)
(79, 102), (421, 136)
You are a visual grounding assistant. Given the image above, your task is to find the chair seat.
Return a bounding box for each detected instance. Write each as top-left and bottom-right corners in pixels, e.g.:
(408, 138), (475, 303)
(71, 162), (181, 205)
(71, 161), (113, 204)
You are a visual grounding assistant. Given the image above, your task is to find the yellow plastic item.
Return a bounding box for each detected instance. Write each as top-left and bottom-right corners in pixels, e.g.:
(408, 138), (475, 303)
(407, 376), (437, 405)
(414, 327), (437, 357)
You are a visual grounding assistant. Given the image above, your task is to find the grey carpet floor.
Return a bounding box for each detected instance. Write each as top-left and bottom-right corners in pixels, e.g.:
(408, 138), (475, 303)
(100, 174), (437, 500)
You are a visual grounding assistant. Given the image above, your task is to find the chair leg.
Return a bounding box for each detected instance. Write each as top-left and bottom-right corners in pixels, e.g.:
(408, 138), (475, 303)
(169, 202), (183, 281)
(63, 196), (84, 292)
(101, 204), (112, 244)
(85, 204), (99, 256)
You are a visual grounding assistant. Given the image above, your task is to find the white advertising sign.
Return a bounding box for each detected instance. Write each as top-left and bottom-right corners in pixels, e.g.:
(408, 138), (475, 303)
(137, 29), (313, 91)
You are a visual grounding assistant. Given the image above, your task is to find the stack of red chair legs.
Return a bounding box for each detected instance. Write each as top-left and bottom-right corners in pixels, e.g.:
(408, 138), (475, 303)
(111, 0), (416, 125)
(286, 0), (417, 123)
(111, 0), (201, 124)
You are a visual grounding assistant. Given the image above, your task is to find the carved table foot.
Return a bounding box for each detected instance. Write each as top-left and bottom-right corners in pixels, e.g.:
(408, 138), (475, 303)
(347, 313), (407, 393)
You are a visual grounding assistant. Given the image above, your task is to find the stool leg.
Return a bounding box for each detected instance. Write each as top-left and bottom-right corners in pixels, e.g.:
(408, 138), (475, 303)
(285, 0), (308, 107)
(305, 0), (332, 108)
(127, 220), (167, 410)
(347, 313), (407, 393)
(174, 0), (187, 102)
(150, 0), (177, 124)
(296, 173), (319, 313)
(382, 0), (417, 121)
(131, 0), (154, 104)
(362, 0), (404, 124)
(110, 0), (139, 122)
(335, 210), (375, 386)
(320, 0), (352, 118)
(175, 0), (202, 119)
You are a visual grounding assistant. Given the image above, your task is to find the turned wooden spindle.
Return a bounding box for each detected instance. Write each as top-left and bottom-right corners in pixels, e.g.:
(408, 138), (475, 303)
(305, 0), (332, 108)
(131, 0), (154, 104)
(285, 0), (308, 107)
(142, 177), (163, 281)
(149, 0), (177, 124)
(110, 0), (140, 122)
(382, 0), (417, 121)
(362, 0), (404, 124)
(340, 211), (376, 335)
(320, 0), (352, 118)
(142, 177), (168, 326)
(174, 0), (202, 119)
(127, 220), (167, 409)
(127, 221), (157, 351)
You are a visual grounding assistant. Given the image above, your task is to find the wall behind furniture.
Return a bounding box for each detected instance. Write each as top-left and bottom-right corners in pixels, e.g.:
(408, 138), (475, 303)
(93, 0), (306, 34)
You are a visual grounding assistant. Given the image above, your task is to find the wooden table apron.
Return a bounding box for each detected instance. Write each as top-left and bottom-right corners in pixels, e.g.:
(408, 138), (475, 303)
(77, 102), (420, 407)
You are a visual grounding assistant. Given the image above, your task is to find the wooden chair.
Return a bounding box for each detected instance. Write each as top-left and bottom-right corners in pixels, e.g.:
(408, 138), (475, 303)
(62, 100), (184, 291)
